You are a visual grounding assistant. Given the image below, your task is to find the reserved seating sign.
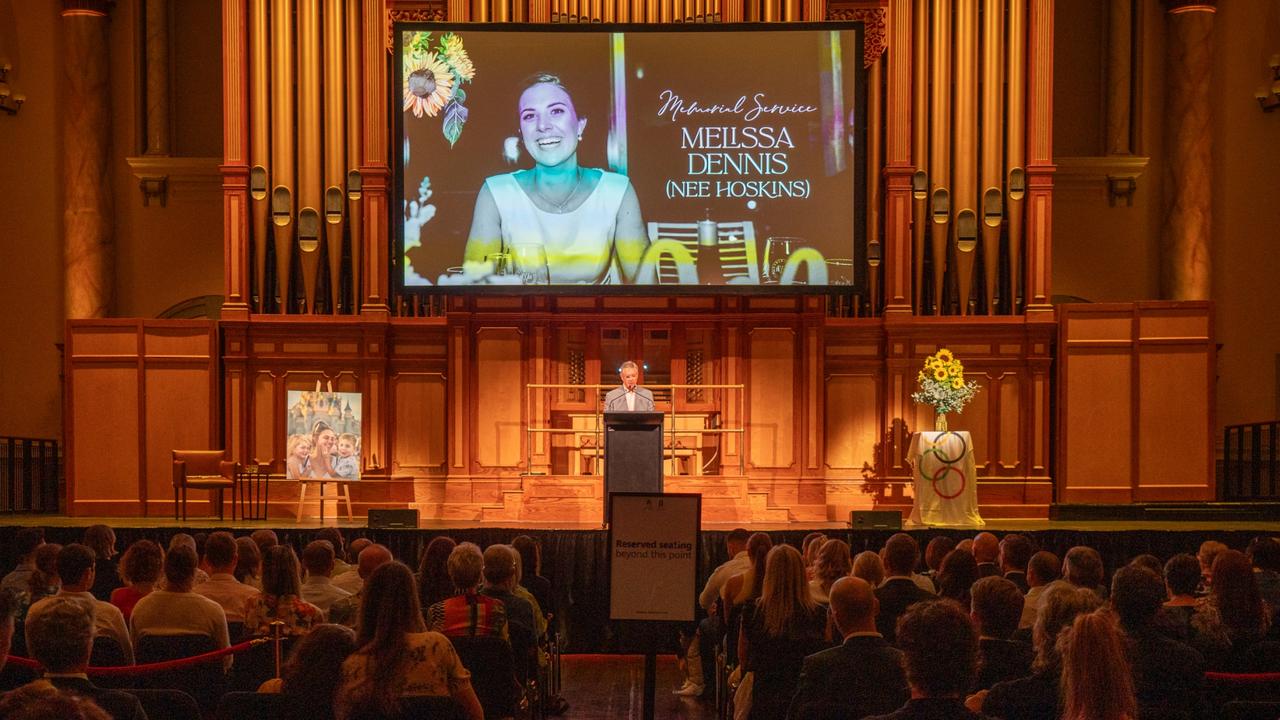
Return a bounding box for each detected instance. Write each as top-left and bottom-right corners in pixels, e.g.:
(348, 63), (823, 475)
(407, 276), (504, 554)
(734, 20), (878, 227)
(608, 492), (701, 622)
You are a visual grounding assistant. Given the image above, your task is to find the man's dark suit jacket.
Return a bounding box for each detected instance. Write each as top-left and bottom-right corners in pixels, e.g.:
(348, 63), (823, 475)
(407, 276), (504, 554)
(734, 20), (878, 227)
(1127, 624), (1206, 719)
(874, 577), (936, 643)
(785, 634), (909, 720)
(973, 637), (1033, 691)
(976, 562), (1000, 579)
(44, 675), (149, 720)
(1003, 571), (1030, 594)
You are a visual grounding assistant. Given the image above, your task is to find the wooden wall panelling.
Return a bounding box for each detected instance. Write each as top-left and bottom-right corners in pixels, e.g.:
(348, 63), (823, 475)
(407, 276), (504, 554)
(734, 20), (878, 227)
(388, 323), (449, 479)
(66, 321), (217, 516)
(359, 322), (391, 470)
(823, 320), (886, 517)
(1134, 302), (1214, 501)
(746, 325), (799, 473)
(472, 325), (526, 475)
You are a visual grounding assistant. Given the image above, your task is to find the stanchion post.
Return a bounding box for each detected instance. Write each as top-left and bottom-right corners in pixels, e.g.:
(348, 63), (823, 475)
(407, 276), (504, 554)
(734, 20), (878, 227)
(271, 620), (285, 677)
(643, 651), (657, 720)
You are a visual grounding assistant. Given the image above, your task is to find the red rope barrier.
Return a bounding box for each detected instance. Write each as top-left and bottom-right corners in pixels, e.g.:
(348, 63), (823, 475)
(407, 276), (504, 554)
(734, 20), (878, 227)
(5, 638), (266, 677)
(1205, 671), (1280, 683)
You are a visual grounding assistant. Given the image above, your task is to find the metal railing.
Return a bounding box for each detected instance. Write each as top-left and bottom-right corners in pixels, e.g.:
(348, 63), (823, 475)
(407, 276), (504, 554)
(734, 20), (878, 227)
(0, 437), (61, 513)
(524, 383), (746, 476)
(1223, 421), (1279, 500)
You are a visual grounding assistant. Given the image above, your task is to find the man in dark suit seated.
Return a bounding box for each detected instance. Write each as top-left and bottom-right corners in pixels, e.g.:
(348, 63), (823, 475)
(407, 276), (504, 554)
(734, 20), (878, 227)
(875, 534), (936, 643)
(787, 576), (908, 720)
(865, 600), (989, 720)
(603, 361), (655, 412)
(997, 534), (1033, 594)
(1110, 565), (1206, 720)
(970, 577), (1032, 691)
(972, 533), (1000, 579)
(24, 597), (148, 720)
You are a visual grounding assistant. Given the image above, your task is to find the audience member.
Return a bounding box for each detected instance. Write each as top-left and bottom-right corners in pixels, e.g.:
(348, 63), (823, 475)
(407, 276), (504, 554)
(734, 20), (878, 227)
(937, 549), (980, 608)
(1247, 536), (1280, 611)
(194, 531), (259, 626)
(335, 562), (484, 720)
(0, 679), (115, 720)
(508, 546), (547, 643)
(970, 576), (1031, 691)
(512, 534), (553, 617)
(427, 542), (506, 639)
(243, 545), (323, 637)
(316, 528), (351, 577)
(300, 540), (353, 617)
(166, 534), (209, 586)
(1019, 551), (1061, 630)
(866, 600), (984, 720)
(955, 539), (975, 555)
(251, 529), (280, 553)
(852, 550), (885, 587)
(109, 539), (162, 623)
(808, 539), (851, 606)
(83, 525), (122, 602)
(235, 536), (264, 589)
(997, 534), (1033, 593)
(26, 596), (148, 720)
(800, 533), (827, 581)
(739, 544), (828, 720)
(129, 544), (230, 671)
(1, 527), (45, 594)
(972, 584), (1101, 720)
(701, 528), (752, 610)
(417, 536), (458, 611)
(721, 532), (773, 614)
(787, 576), (907, 720)
(922, 536), (957, 589)
(972, 533), (1000, 579)
(0, 587), (17, 673)
(27, 543), (134, 664)
(875, 534), (936, 642)
(681, 528), (751, 696)
(1198, 540), (1228, 591)
(1197, 549), (1270, 670)
(260, 623), (357, 720)
(14, 542), (63, 648)
(1062, 546), (1106, 598)
(1129, 554), (1163, 577)
(481, 544), (537, 662)
(329, 543), (393, 627)
(333, 542), (377, 595)
(340, 538), (372, 578)
(1057, 610), (1137, 720)
(1109, 565), (1205, 718)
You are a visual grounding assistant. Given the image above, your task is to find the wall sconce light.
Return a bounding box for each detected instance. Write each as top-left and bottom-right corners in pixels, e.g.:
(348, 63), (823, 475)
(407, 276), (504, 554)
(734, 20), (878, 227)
(0, 59), (25, 116)
(1257, 54), (1280, 113)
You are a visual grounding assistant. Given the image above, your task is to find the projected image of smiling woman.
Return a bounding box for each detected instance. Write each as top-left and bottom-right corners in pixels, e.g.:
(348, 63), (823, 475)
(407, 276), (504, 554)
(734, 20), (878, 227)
(463, 73), (649, 284)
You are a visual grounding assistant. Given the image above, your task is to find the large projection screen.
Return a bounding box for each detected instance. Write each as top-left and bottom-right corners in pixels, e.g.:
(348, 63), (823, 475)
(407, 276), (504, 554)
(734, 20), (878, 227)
(394, 23), (867, 293)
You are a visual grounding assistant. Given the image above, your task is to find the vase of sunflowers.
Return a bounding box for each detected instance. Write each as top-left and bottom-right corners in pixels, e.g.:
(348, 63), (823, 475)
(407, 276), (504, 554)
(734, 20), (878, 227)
(911, 348), (979, 432)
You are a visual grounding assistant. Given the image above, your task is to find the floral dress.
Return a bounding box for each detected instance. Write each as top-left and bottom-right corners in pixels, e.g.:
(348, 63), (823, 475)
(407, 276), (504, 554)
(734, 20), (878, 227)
(242, 593), (324, 637)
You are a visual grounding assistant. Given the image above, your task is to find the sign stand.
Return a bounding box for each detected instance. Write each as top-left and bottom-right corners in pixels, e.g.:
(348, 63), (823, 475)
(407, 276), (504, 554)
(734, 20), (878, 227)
(607, 492), (701, 720)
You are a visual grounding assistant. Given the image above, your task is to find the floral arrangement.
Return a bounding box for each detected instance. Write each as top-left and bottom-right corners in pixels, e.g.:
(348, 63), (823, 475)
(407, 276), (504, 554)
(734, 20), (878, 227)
(911, 348), (980, 417)
(402, 31), (475, 146)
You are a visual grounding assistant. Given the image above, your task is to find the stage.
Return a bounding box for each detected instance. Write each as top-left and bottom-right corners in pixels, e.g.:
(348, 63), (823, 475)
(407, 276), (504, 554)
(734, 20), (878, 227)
(5, 512), (1276, 652)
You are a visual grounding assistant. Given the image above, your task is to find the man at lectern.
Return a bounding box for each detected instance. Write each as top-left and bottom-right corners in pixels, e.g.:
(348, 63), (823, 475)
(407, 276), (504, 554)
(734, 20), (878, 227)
(603, 361), (655, 412)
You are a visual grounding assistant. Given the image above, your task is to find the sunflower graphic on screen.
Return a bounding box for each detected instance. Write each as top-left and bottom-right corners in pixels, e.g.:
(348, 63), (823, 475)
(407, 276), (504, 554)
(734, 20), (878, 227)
(402, 31), (475, 147)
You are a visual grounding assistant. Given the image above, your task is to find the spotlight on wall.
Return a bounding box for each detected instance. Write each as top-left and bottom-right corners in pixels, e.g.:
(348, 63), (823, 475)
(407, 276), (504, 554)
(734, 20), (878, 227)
(0, 59), (25, 116)
(1257, 54), (1280, 113)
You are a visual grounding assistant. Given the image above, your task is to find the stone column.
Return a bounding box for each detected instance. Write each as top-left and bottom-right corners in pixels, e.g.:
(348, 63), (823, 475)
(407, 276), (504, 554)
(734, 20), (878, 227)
(62, 1), (114, 319)
(144, 0), (169, 156)
(1161, 0), (1215, 301)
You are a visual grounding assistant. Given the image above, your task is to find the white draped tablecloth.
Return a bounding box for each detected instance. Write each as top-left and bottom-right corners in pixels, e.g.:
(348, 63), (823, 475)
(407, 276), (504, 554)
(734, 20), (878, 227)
(907, 431), (985, 527)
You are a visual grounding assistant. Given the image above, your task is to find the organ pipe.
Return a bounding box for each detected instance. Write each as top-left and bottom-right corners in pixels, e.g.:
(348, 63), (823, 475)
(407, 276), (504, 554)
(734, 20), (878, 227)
(1006, 0), (1027, 311)
(323, 0), (346, 313)
(929, 0), (952, 315)
(980, 0), (1004, 314)
(911, 0), (929, 313)
(249, 0), (269, 311)
(345, 0), (363, 308)
(270, 0), (295, 311)
(867, 57), (883, 315)
(953, 0), (979, 315)
(297, 0), (322, 313)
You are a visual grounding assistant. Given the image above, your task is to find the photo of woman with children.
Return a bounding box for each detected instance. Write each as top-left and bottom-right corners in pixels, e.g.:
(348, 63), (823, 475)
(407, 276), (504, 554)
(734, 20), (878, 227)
(285, 388), (362, 481)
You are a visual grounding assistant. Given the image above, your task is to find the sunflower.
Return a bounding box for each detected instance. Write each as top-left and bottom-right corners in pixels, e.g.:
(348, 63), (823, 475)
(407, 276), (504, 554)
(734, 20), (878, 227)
(439, 33), (476, 82)
(935, 349), (954, 364)
(951, 377), (965, 390)
(930, 359), (944, 371)
(403, 53), (455, 118)
(933, 368), (949, 382)
(947, 362), (962, 377)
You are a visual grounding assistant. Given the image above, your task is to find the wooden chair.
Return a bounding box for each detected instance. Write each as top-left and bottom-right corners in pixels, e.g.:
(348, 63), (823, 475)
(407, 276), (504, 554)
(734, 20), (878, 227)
(172, 450), (236, 521)
(646, 221), (760, 284)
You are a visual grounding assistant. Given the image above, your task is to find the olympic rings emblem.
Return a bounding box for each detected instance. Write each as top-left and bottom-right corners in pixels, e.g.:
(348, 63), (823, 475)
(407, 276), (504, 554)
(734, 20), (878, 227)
(917, 432), (970, 500)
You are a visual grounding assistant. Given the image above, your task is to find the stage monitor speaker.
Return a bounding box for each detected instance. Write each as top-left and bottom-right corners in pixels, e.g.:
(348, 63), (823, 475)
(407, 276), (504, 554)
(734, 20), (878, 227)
(368, 508), (419, 528)
(850, 510), (902, 530)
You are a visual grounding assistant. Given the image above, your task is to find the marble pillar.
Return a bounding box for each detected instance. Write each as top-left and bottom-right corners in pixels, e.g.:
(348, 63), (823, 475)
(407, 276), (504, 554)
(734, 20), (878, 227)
(145, 0), (169, 155)
(62, 2), (114, 320)
(1162, 1), (1215, 301)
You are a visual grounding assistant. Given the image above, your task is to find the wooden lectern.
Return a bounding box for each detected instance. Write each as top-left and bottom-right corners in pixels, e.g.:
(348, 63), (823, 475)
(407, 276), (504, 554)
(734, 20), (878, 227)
(603, 411), (664, 524)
